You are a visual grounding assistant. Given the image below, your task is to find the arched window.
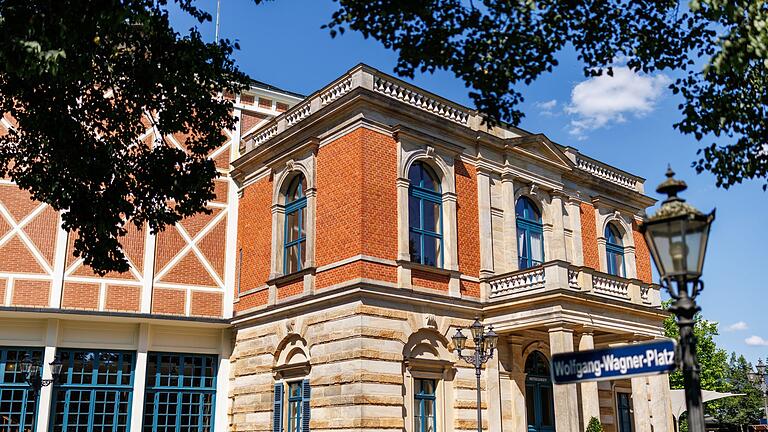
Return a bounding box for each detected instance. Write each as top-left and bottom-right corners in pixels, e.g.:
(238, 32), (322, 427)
(516, 197), (544, 269)
(605, 223), (625, 277)
(284, 174), (307, 274)
(525, 351), (554, 432)
(408, 162), (442, 267)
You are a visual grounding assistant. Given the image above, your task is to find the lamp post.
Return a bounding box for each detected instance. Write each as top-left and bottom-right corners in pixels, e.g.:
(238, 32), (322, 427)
(748, 359), (768, 423)
(452, 318), (499, 432)
(639, 166), (715, 432)
(19, 353), (63, 397)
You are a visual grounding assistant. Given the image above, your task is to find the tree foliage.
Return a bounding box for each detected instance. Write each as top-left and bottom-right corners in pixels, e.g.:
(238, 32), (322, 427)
(663, 303), (765, 429)
(709, 353), (766, 429)
(0, 0), (249, 273)
(586, 416), (604, 432)
(325, 0), (768, 189)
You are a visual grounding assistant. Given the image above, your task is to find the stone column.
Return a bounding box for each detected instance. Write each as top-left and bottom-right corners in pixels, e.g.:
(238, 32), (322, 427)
(396, 177), (412, 288)
(129, 324), (151, 432)
(476, 169), (495, 279)
(549, 192), (567, 261)
(630, 376), (652, 432)
(567, 196), (584, 266)
(507, 339), (528, 432)
(578, 331), (600, 429)
(549, 327), (579, 432)
(35, 319), (60, 432)
(486, 350), (503, 432)
(501, 174), (518, 273)
(648, 374), (675, 432)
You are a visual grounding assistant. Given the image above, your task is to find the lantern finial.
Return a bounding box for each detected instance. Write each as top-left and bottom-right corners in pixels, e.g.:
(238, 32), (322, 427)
(656, 165), (688, 204)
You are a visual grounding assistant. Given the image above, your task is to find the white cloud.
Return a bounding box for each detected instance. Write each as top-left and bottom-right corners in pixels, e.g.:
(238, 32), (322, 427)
(726, 321), (749, 331)
(566, 67), (671, 138)
(535, 99), (558, 116)
(745, 335), (768, 347)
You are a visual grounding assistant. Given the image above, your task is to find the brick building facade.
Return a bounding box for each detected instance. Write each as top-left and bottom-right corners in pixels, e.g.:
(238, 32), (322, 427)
(0, 64), (673, 432)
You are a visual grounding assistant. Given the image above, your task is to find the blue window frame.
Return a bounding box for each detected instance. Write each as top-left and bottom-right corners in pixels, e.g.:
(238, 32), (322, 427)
(616, 392), (633, 432)
(516, 197), (544, 269)
(0, 347), (42, 432)
(408, 162), (443, 267)
(605, 224), (625, 277)
(525, 351), (554, 432)
(142, 353), (217, 432)
(414, 379), (437, 432)
(51, 350), (135, 432)
(273, 379), (310, 432)
(284, 175), (307, 274)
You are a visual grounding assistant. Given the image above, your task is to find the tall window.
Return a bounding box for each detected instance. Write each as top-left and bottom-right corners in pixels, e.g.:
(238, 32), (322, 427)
(605, 224), (625, 277)
(516, 197), (544, 269)
(51, 350), (134, 432)
(525, 351), (554, 432)
(616, 392), (634, 432)
(408, 162), (442, 267)
(0, 347), (42, 432)
(414, 379), (437, 432)
(273, 379), (310, 432)
(284, 175), (307, 274)
(142, 353), (217, 432)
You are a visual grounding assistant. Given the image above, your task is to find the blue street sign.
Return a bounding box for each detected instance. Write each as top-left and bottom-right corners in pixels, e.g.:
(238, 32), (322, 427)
(551, 339), (677, 384)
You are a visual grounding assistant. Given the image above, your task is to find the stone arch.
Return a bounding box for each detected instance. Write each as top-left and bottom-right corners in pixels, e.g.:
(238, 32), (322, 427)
(272, 160), (313, 205)
(274, 333), (311, 370)
(401, 150), (455, 195)
(513, 185), (551, 223)
(403, 328), (453, 362)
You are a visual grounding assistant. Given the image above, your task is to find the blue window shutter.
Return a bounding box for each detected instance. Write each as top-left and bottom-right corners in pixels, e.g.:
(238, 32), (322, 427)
(273, 382), (284, 432)
(301, 378), (311, 432)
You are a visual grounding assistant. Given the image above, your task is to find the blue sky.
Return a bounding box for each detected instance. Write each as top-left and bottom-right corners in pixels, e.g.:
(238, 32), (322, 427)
(171, 0), (766, 363)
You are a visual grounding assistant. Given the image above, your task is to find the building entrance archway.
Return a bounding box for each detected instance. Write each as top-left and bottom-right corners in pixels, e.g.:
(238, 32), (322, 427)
(525, 351), (555, 432)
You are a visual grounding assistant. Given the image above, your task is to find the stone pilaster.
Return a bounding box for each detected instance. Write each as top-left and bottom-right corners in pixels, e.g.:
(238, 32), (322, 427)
(578, 331), (600, 429)
(549, 327), (579, 432)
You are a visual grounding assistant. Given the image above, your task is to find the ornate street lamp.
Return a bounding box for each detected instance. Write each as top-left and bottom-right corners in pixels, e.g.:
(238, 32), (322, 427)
(639, 166), (715, 432)
(19, 354), (63, 396)
(452, 318), (499, 432)
(748, 359), (768, 423)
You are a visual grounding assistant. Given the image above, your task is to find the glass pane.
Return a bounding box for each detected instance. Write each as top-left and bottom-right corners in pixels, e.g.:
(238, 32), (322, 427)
(299, 206), (306, 238)
(525, 385), (536, 426)
(415, 413), (422, 432)
(423, 202), (440, 233)
(286, 245), (299, 273)
(409, 232), (422, 264)
(287, 211), (299, 242)
(299, 241), (306, 269)
(409, 195), (421, 229)
(422, 236), (438, 267)
(540, 386), (554, 426)
(517, 227), (529, 269)
(530, 230), (543, 264)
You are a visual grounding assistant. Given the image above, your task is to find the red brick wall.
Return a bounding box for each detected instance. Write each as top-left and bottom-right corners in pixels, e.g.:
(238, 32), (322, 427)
(152, 288), (186, 315)
(237, 176), (272, 292)
(455, 159), (480, 277)
(11, 280), (50, 307)
(315, 261), (397, 290)
(411, 268), (449, 292)
(460, 280), (480, 298)
(190, 291), (223, 317)
(360, 130), (398, 261)
(235, 289), (268, 312)
(62, 282), (100, 310)
(105, 285), (141, 312)
(580, 202), (600, 270)
(315, 129), (364, 266)
(277, 279), (304, 299)
(632, 222), (653, 283)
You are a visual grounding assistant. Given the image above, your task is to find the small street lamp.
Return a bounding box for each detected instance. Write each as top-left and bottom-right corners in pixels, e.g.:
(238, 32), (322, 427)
(452, 318), (499, 432)
(19, 354), (63, 397)
(640, 166), (716, 432)
(748, 359), (768, 423)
